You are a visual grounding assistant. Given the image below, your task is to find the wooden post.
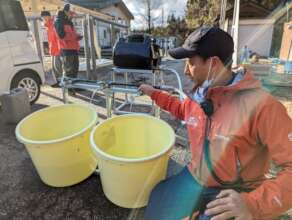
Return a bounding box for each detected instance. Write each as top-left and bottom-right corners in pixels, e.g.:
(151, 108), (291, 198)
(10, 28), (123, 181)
(83, 16), (91, 79)
(88, 15), (96, 78)
(110, 24), (115, 47)
(30, 0), (43, 64)
(93, 20), (102, 60)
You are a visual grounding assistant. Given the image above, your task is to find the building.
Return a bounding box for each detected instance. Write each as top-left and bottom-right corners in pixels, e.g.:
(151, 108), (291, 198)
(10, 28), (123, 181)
(224, 1), (292, 59)
(20, 0), (134, 56)
(68, 0), (133, 26)
(225, 1), (275, 58)
(67, 0), (134, 48)
(270, 2), (292, 58)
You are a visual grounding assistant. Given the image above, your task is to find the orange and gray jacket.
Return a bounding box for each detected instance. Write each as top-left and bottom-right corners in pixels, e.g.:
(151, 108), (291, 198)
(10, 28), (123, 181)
(54, 10), (80, 55)
(151, 68), (292, 220)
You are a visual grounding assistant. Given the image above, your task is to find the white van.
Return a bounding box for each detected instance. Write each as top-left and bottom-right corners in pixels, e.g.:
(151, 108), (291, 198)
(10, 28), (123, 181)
(0, 0), (45, 104)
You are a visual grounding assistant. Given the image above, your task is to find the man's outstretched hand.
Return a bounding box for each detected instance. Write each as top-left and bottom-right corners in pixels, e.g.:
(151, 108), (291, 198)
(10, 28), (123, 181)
(205, 189), (253, 220)
(138, 84), (158, 97)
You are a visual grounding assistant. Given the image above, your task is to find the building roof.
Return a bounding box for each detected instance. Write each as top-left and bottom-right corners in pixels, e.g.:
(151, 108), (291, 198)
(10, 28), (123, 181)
(272, 2), (292, 22)
(67, 0), (134, 19)
(226, 1), (272, 19)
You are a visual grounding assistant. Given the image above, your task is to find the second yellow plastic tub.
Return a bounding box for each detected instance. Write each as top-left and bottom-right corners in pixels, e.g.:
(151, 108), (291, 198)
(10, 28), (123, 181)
(15, 104), (98, 187)
(90, 114), (175, 208)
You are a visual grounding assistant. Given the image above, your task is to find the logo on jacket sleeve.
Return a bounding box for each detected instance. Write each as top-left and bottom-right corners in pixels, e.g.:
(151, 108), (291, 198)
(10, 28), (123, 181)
(186, 117), (199, 127)
(215, 134), (231, 142)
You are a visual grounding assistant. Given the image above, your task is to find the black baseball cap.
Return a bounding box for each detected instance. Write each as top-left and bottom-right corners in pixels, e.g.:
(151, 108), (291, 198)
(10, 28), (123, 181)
(40, 11), (51, 17)
(169, 26), (234, 64)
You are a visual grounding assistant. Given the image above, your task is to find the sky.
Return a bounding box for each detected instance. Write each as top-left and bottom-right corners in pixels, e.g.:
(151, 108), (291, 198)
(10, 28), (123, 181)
(123, 0), (188, 29)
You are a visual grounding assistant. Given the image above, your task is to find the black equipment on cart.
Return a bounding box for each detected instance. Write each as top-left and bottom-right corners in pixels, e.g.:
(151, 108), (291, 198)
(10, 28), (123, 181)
(113, 34), (161, 70)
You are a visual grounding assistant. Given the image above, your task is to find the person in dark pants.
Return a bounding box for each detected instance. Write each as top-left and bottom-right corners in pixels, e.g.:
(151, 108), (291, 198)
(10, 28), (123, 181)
(40, 11), (62, 86)
(54, 4), (82, 79)
(145, 167), (223, 220)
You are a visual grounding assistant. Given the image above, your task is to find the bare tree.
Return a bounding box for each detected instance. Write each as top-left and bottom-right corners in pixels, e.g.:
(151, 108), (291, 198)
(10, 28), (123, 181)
(131, 0), (164, 33)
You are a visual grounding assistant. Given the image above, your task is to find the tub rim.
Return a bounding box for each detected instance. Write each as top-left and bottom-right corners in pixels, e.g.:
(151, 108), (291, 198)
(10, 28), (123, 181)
(90, 113), (175, 163)
(15, 104), (98, 145)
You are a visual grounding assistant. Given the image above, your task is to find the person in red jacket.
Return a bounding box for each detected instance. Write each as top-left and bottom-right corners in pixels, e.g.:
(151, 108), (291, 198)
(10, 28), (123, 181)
(41, 11), (62, 85)
(54, 4), (82, 79)
(139, 26), (292, 220)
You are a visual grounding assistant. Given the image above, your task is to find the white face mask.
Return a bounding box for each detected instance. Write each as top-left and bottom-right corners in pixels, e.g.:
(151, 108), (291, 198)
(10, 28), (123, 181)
(192, 58), (214, 103)
(202, 58), (215, 88)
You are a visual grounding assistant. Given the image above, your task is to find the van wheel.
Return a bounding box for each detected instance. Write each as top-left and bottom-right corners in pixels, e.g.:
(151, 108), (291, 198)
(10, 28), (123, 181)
(11, 72), (41, 104)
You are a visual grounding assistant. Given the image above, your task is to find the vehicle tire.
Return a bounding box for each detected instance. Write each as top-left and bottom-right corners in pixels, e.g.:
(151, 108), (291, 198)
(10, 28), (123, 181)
(10, 71), (41, 104)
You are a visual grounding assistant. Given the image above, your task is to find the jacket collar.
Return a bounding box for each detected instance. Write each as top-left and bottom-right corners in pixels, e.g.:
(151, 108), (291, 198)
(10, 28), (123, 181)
(207, 67), (261, 99)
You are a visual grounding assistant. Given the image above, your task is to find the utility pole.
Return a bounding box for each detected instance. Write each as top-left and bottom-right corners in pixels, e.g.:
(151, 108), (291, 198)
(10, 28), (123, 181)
(161, 7), (164, 27)
(147, 0), (151, 34)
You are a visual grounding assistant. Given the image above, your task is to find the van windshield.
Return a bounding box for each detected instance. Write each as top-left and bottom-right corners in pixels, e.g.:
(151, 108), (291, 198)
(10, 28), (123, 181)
(0, 0), (28, 33)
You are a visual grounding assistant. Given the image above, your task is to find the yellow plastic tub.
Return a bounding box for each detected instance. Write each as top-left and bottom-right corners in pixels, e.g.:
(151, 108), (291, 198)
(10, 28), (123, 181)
(15, 104), (98, 187)
(90, 114), (175, 208)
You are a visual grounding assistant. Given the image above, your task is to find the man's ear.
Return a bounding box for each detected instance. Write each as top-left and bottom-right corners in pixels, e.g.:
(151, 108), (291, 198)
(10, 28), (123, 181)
(211, 56), (224, 73)
(212, 56), (221, 67)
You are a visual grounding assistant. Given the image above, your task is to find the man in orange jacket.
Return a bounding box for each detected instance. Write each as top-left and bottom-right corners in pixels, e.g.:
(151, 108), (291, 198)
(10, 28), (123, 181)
(41, 11), (62, 85)
(54, 4), (82, 79)
(139, 27), (292, 220)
